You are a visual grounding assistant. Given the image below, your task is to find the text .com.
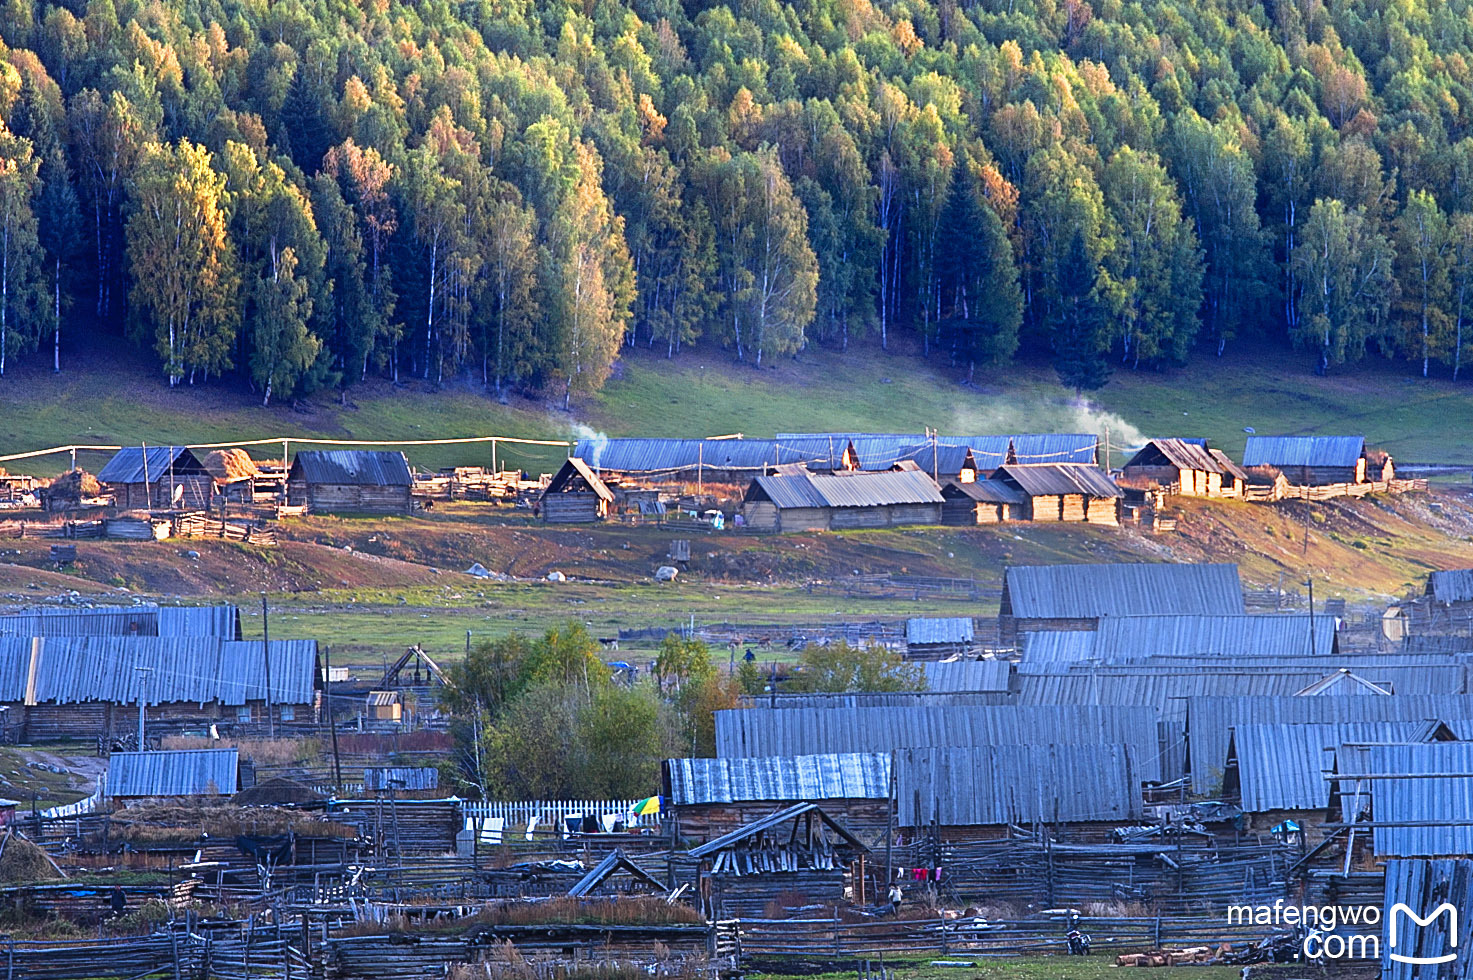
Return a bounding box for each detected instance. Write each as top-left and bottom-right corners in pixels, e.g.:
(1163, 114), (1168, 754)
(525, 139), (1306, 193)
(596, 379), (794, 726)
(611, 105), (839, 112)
(1227, 901), (1459, 963)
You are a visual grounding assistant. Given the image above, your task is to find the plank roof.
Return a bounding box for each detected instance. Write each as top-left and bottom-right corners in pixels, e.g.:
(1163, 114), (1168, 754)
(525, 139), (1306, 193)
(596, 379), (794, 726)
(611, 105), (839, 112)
(97, 446), (206, 484)
(1024, 614), (1337, 663)
(108, 748), (239, 798)
(1241, 435), (1366, 468)
(992, 463), (1123, 498)
(665, 752), (890, 805)
(1427, 569), (1473, 603)
(897, 743), (1142, 826)
(1337, 742), (1473, 857)
(1003, 562), (1244, 619)
(921, 660), (1012, 693)
(288, 450), (412, 486)
(689, 802), (869, 857)
(0, 603), (239, 639)
(1381, 859), (1473, 980)
(906, 617), (974, 646)
(544, 457), (615, 501)
(1229, 722), (1442, 812)
(1123, 438), (1227, 474)
(749, 469), (942, 509)
(943, 479), (1027, 505)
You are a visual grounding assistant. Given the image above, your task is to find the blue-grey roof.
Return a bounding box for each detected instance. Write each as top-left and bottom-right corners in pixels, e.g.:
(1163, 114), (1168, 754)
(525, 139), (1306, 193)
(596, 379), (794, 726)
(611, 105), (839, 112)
(776, 434), (1093, 468)
(921, 660), (1011, 693)
(108, 748), (239, 798)
(906, 617), (974, 646)
(289, 450), (412, 486)
(1230, 722), (1441, 812)
(666, 752), (890, 805)
(897, 744), (1142, 826)
(751, 469), (942, 509)
(363, 767), (440, 791)
(1008, 434), (1098, 465)
(1023, 615), (1337, 663)
(1241, 436), (1365, 468)
(574, 438), (823, 474)
(1191, 696), (1473, 795)
(96, 446), (201, 484)
(0, 636), (318, 705)
(1382, 860), (1473, 980)
(1337, 742), (1473, 857)
(992, 463), (1122, 498)
(1003, 563), (1244, 619)
(715, 703), (1165, 781)
(1427, 569), (1473, 603)
(0, 603), (240, 639)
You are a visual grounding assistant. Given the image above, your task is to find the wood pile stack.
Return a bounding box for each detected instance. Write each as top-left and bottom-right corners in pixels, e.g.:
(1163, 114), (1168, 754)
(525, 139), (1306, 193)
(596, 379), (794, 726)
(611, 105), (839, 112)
(173, 512), (278, 545)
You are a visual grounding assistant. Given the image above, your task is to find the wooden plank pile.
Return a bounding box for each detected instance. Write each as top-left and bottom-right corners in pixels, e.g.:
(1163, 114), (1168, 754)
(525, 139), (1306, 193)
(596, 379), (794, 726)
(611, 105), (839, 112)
(173, 512), (278, 545)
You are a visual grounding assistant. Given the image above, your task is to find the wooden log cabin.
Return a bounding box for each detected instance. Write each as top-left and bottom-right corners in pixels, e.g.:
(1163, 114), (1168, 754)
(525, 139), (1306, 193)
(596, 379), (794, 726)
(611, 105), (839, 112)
(1241, 435), (1392, 486)
(1119, 438), (1247, 497)
(288, 450), (414, 514)
(97, 446), (215, 511)
(940, 478), (1025, 524)
(540, 457), (615, 523)
(741, 468), (944, 532)
(988, 463), (1123, 524)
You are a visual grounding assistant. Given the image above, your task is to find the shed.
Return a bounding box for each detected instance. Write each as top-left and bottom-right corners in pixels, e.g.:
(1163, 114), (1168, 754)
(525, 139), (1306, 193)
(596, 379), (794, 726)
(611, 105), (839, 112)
(741, 469), (943, 532)
(904, 617), (975, 658)
(540, 457), (615, 523)
(107, 748), (240, 800)
(1120, 439), (1246, 497)
(1335, 742), (1473, 857)
(97, 446), (214, 511)
(366, 690), (402, 722)
(287, 450), (413, 513)
(1000, 562), (1244, 637)
(895, 743), (1142, 830)
(988, 463), (1122, 524)
(940, 479), (1025, 524)
(363, 766), (438, 792)
(665, 752), (891, 843)
(1241, 436), (1390, 485)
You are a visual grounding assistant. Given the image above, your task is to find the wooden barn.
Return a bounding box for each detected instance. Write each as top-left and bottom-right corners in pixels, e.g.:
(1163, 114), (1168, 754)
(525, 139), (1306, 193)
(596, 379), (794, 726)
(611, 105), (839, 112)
(1241, 436), (1392, 485)
(540, 457), (615, 523)
(742, 469), (944, 531)
(988, 463), (1122, 524)
(288, 450), (413, 513)
(940, 478), (1025, 524)
(1120, 438), (1247, 497)
(664, 753), (892, 846)
(97, 446), (214, 510)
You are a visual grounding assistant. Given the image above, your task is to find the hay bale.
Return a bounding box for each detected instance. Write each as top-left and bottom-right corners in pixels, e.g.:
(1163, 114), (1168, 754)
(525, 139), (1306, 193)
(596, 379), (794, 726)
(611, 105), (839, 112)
(204, 449), (260, 481)
(232, 777), (325, 807)
(48, 468), (101, 502)
(0, 833), (63, 883)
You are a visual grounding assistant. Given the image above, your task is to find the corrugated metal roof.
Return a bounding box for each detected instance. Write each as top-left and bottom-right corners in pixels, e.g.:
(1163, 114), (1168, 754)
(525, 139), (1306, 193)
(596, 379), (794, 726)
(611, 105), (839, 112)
(108, 748), (239, 797)
(751, 470), (943, 509)
(897, 744), (1141, 826)
(1427, 569), (1473, 603)
(906, 617), (974, 646)
(574, 438), (820, 474)
(1230, 722), (1434, 811)
(1242, 436), (1365, 468)
(1026, 615), (1338, 662)
(666, 752), (890, 805)
(750, 472), (829, 509)
(288, 450), (412, 486)
(944, 479), (1027, 504)
(921, 660), (1011, 693)
(715, 704), (1164, 781)
(1008, 434), (1098, 465)
(0, 603), (239, 639)
(1337, 743), (1473, 857)
(746, 692), (1011, 709)
(993, 463), (1122, 498)
(96, 446), (197, 484)
(0, 636), (318, 705)
(1191, 696), (1473, 795)
(363, 766), (439, 791)
(1003, 563), (1244, 619)
(1381, 859), (1473, 980)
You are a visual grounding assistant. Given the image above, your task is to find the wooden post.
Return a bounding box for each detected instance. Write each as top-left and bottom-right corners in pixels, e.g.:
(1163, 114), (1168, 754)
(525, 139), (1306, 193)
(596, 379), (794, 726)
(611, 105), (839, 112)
(325, 645), (343, 791)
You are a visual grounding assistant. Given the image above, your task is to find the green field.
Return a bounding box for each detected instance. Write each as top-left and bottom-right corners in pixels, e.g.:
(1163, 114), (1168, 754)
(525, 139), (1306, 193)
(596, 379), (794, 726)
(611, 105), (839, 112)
(5, 332), (1473, 476)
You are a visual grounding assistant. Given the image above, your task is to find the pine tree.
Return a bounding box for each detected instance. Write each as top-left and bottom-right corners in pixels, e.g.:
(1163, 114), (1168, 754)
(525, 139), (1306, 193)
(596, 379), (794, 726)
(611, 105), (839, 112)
(1052, 229), (1111, 393)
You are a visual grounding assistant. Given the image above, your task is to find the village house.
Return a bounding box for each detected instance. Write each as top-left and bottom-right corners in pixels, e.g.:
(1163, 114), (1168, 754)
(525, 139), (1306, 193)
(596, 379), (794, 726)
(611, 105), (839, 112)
(288, 450), (414, 514)
(540, 457), (616, 523)
(97, 446), (215, 510)
(940, 478), (1025, 524)
(1241, 435), (1393, 486)
(1119, 438), (1247, 497)
(740, 468), (944, 531)
(987, 463), (1123, 523)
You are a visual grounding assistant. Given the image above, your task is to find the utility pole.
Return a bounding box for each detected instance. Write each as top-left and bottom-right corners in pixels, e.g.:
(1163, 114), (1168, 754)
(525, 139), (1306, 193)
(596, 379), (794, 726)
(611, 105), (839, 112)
(135, 666), (154, 750)
(1304, 577), (1316, 655)
(261, 593), (275, 737)
(324, 645), (342, 792)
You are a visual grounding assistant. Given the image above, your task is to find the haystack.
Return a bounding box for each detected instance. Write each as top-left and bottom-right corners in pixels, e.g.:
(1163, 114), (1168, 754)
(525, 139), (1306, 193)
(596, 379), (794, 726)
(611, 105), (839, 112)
(232, 777), (326, 807)
(0, 832), (64, 883)
(48, 468), (101, 503)
(204, 449), (261, 481)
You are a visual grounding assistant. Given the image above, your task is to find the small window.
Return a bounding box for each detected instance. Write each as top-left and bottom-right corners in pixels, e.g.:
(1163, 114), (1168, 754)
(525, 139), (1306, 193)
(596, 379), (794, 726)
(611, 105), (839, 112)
(279, 705), (295, 722)
(237, 706), (252, 723)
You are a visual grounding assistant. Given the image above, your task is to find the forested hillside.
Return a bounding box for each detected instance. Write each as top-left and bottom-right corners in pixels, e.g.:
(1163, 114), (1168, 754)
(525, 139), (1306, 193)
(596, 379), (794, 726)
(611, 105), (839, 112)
(0, 0), (1471, 403)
